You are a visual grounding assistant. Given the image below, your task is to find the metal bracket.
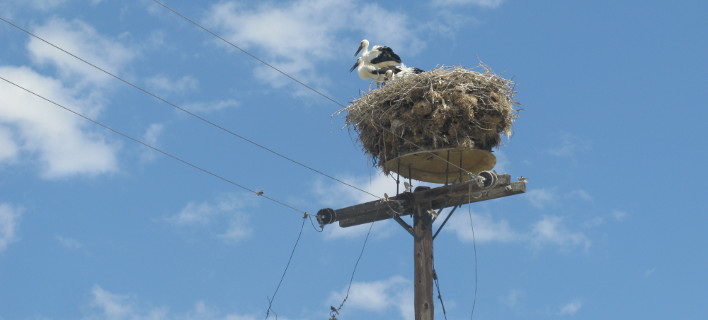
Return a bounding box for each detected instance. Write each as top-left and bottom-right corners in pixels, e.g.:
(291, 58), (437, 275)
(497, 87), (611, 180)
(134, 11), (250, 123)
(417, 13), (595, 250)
(382, 201), (416, 237)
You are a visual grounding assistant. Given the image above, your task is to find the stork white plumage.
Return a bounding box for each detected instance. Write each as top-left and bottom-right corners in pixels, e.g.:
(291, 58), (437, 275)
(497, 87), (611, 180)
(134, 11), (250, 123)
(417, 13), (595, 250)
(385, 63), (425, 80)
(355, 39), (401, 68)
(350, 57), (390, 87)
(350, 58), (425, 87)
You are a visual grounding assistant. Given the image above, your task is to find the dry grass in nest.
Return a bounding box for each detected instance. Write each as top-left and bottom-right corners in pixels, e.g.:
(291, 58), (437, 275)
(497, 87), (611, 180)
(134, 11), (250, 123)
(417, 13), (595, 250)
(340, 65), (519, 168)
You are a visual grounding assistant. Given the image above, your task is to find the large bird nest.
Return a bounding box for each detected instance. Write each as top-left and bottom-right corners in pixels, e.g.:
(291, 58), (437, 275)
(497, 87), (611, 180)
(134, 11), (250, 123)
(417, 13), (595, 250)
(341, 65), (519, 168)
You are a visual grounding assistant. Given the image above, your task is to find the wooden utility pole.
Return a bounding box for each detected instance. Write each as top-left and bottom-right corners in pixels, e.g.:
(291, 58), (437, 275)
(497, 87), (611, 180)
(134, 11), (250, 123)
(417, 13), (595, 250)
(318, 173), (525, 320)
(413, 186), (434, 320)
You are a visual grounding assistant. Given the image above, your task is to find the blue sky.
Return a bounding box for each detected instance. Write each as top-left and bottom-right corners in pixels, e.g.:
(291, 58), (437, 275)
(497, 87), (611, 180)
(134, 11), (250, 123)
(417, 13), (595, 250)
(0, 0), (706, 319)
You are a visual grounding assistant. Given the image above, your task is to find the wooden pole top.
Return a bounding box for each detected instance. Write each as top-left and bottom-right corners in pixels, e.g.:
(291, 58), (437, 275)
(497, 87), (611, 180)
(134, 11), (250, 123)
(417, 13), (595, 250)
(316, 173), (526, 228)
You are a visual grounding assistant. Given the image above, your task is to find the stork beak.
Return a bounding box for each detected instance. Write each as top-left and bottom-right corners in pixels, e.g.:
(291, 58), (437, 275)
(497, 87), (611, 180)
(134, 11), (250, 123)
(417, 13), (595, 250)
(354, 43), (364, 57)
(349, 60), (360, 72)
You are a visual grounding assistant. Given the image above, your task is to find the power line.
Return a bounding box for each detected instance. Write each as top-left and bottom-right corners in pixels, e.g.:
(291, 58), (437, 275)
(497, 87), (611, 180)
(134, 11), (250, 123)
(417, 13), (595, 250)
(148, 1), (484, 183)
(265, 214), (307, 320)
(1, 71), (317, 319)
(149, 0), (343, 108)
(147, 6), (489, 318)
(1, 17), (382, 317)
(0, 15), (380, 201)
(467, 183), (479, 319)
(308, 215), (324, 233)
(330, 219), (377, 318)
(433, 268), (449, 320)
(0, 74), (308, 216)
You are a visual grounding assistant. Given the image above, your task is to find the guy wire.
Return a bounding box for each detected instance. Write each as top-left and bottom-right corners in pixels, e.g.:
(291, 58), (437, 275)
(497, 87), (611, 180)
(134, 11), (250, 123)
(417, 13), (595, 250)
(332, 219), (377, 317)
(467, 181), (479, 319)
(265, 215), (307, 320)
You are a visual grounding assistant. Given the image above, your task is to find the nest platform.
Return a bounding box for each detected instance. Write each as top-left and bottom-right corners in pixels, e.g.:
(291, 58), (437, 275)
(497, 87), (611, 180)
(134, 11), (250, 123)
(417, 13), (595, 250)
(342, 65), (518, 182)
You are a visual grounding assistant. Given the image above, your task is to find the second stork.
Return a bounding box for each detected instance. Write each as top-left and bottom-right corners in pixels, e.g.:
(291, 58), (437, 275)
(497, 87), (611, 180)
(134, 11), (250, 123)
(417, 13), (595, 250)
(355, 39), (401, 68)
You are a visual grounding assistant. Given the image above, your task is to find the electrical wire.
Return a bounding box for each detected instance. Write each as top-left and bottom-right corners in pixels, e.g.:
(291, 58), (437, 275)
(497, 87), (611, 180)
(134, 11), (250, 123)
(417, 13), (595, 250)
(148, 0), (484, 184)
(0, 15), (380, 201)
(331, 220), (377, 318)
(467, 183), (479, 319)
(433, 268), (449, 320)
(150, 0), (344, 109)
(308, 214), (324, 233)
(0, 13), (427, 320)
(0, 19), (389, 314)
(2, 3), (487, 210)
(0, 74), (308, 216)
(138, 5), (492, 318)
(265, 215), (307, 320)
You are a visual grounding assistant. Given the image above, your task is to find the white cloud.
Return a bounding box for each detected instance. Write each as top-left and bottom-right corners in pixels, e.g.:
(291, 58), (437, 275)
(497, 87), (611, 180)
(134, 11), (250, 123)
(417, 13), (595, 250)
(0, 17), (131, 178)
(168, 193), (253, 243)
(445, 211), (591, 251)
(548, 132), (590, 157)
(143, 123), (164, 146)
(35, 0), (67, 9)
(324, 219), (395, 241)
(500, 289), (525, 308)
(5, 0), (68, 10)
(143, 30), (167, 51)
(491, 149), (510, 173)
(204, 0), (423, 89)
(145, 75), (199, 95)
(525, 188), (558, 209)
(531, 216), (591, 250)
(185, 99), (240, 114)
(89, 286), (136, 319)
(0, 203), (23, 252)
(445, 210), (519, 243)
(55, 235), (83, 249)
(583, 216), (605, 228)
(567, 189), (592, 201)
(218, 218), (252, 244)
(328, 276), (413, 320)
(313, 172), (404, 240)
(558, 299), (583, 316)
(85, 285), (256, 320)
(140, 123), (164, 162)
(0, 66), (119, 178)
(526, 187), (594, 209)
(313, 175), (590, 251)
(433, 0), (505, 8)
(612, 209), (627, 221)
(0, 127), (19, 162)
(28, 18), (135, 86)
(419, 8), (482, 36)
(313, 172), (394, 208)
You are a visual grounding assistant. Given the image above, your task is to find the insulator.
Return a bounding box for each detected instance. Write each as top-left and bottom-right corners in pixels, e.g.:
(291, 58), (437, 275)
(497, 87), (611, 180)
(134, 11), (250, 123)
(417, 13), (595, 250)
(478, 171), (498, 189)
(316, 208), (336, 226)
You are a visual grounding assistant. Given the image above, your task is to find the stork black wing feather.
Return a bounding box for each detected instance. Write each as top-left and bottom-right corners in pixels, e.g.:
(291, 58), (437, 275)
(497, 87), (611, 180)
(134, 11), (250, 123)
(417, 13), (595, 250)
(371, 47), (402, 65)
(371, 66), (401, 75)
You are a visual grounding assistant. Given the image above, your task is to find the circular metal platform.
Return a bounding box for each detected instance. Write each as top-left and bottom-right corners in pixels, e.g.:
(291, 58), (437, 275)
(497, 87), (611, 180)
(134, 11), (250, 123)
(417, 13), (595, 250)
(382, 147), (496, 183)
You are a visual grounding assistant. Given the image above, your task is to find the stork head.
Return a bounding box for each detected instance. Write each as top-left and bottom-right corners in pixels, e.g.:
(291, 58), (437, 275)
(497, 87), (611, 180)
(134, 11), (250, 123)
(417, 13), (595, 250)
(350, 57), (363, 72)
(355, 39), (369, 57)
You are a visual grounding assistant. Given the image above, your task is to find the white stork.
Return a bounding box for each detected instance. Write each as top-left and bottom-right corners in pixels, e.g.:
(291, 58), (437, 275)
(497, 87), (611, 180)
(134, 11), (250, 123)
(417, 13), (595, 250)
(350, 57), (393, 87)
(355, 39), (401, 68)
(384, 64), (425, 80)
